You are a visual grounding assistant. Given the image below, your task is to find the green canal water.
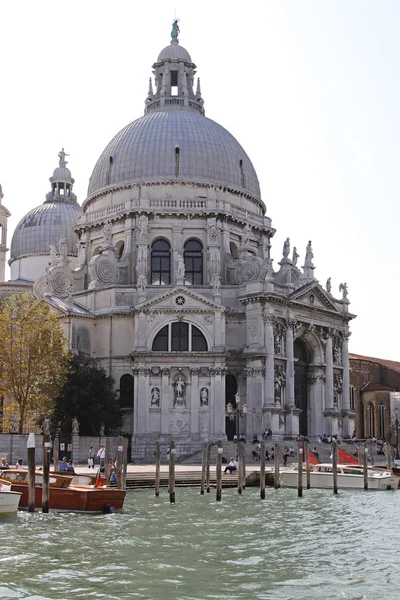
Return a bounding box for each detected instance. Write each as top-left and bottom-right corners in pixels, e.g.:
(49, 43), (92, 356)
(0, 487), (399, 600)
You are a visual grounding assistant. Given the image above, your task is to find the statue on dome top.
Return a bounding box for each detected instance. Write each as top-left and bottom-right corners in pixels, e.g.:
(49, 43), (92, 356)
(282, 238), (290, 260)
(304, 240), (314, 267)
(58, 148), (69, 168)
(171, 19), (180, 40)
(292, 247), (299, 266)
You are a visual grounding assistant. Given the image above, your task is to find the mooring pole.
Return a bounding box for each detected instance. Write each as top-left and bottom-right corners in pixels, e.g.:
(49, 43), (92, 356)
(116, 436), (124, 489)
(200, 442), (207, 495)
(260, 440), (266, 499)
(52, 435), (59, 473)
(242, 440), (246, 490)
(42, 426), (51, 513)
(304, 440), (311, 490)
(155, 441), (161, 497)
(216, 440), (222, 501)
(363, 443), (368, 490)
(206, 443), (211, 493)
(168, 440), (176, 504)
(27, 433), (36, 512)
(237, 441), (243, 495)
(385, 441), (392, 471)
(297, 445), (303, 498)
(274, 442), (280, 489)
(332, 439), (338, 494)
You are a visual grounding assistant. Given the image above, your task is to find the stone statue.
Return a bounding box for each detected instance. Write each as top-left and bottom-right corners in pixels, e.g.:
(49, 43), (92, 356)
(49, 244), (58, 265)
(137, 273), (147, 291)
(211, 274), (221, 291)
(176, 252), (185, 279)
(174, 376), (186, 406)
(99, 422), (105, 436)
(326, 277), (332, 293)
(58, 148), (69, 168)
(102, 221), (113, 247)
(171, 19), (180, 40)
(241, 223), (251, 246)
(151, 387), (160, 407)
(305, 241), (314, 267)
(339, 282), (348, 299)
(138, 215), (149, 241)
(72, 417), (79, 435)
(66, 279), (74, 298)
(58, 236), (68, 261)
(292, 247), (299, 266)
(282, 237), (290, 259)
(200, 387), (209, 406)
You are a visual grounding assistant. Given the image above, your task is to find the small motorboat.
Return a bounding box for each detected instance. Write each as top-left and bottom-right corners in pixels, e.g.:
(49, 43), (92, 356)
(280, 463), (398, 490)
(0, 469), (125, 512)
(0, 479), (22, 513)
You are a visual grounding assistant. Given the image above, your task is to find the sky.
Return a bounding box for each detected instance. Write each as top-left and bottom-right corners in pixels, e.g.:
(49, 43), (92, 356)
(0, 1), (399, 360)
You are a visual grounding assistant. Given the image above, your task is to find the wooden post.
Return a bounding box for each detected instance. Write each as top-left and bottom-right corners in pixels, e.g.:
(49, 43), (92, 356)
(385, 441), (392, 470)
(42, 429), (51, 513)
(200, 442), (207, 495)
(105, 437), (112, 482)
(216, 440), (222, 501)
(260, 440), (266, 499)
(274, 442), (280, 489)
(304, 440), (310, 489)
(122, 438), (128, 491)
(362, 443), (368, 490)
(206, 443), (211, 493)
(368, 440), (374, 466)
(154, 441), (161, 497)
(297, 444), (303, 497)
(237, 441), (243, 494)
(242, 440), (246, 490)
(168, 440), (176, 504)
(116, 436), (124, 490)
(332, 439), (338, 494)
(52, 435), (59, 473)
(27, 433), (36, 513)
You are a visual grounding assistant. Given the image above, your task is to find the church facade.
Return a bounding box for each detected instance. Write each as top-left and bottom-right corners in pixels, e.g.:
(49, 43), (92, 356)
(0, 26), (355, 460)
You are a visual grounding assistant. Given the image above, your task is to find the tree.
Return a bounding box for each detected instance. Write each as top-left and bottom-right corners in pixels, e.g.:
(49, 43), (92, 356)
(0, 293), (71, 433)
(51, 355), (122, 436)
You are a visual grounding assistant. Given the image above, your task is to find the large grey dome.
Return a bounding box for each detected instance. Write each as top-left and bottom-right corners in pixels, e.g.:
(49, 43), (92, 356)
(87, 109), (261, 200)
(10, 201), (82, 261)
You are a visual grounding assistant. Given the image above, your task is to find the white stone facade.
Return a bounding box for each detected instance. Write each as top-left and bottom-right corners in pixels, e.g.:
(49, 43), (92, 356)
(5, 28), (355, 461)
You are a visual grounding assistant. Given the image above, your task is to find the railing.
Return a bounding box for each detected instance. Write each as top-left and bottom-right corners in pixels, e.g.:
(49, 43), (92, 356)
(85, 203), (127, 223)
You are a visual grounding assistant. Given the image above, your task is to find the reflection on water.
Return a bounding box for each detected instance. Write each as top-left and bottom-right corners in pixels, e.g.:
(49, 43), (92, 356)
(0, 487), (399, 599)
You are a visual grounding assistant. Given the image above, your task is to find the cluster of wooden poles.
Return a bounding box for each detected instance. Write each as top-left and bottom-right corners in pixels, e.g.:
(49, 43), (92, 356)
(155, 438), (394, 503)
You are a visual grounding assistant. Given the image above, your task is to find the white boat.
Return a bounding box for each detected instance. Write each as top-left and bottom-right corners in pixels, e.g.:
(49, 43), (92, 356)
(280, 463), (398, 490)
(0, 479), (22, 513)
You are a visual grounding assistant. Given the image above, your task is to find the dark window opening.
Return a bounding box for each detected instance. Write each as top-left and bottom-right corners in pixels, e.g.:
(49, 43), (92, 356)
(152, 322), (208, 352)
(120, 374), (133, 409)
(239, 159), (245, 187)
(171, 70), (178, 95)
(172, 322), (189, 351)
(192, 325), (208, 351)
(151, 240), (171, 285)
(175, 147), (180, 177)
(184, 239), (203, 285)
(152, 325), (169, 351)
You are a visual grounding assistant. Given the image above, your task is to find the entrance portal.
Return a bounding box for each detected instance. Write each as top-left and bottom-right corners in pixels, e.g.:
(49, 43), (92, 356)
(294, 340), (308, 436)
(225, 374), (237, 440)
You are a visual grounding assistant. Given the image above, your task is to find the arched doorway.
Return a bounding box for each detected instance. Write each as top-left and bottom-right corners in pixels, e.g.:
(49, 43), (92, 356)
(294, 340), (308, 436)
(225, 374), (237, 440)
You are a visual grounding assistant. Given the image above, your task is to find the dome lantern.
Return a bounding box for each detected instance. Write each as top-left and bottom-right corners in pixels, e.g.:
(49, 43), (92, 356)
(46, 148), (77, 204)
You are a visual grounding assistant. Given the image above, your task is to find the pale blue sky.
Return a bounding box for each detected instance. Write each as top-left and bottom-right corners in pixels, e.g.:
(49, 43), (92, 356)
(0, 1), (398, 359)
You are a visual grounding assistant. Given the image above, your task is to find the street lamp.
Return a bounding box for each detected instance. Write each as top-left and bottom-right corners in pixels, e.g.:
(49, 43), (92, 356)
(227, 392), (248, 438)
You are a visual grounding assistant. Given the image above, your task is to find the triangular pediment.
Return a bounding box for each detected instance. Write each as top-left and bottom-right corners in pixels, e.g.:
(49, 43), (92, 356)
(289, 282), (340, 312)
(135, 287), (225, 313)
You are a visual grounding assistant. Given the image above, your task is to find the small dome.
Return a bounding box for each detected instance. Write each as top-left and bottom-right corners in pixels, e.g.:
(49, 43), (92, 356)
(52, 166), (72, 180)
(157, 41), (192, 63)
(10, 202), (82, 261)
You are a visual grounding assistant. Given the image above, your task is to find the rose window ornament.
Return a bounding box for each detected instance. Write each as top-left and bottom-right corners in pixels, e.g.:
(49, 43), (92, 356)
(175, 295), (186, 306)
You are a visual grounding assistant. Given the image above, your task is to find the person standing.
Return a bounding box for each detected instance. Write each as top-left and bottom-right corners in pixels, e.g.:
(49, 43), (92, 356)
(88, 445), (96, 469)
(97, 444), (106, 471)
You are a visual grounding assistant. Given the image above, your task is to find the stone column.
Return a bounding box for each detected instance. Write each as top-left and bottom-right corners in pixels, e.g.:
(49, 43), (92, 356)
(161, 368), (170, 435)
(325, 335), (334, 410)
(132, 368), (140, 436)
(341, 333), (350, 411)
(307, 374), (319, 438)
(137, 367), (149, 436)
(264, 315), (275, 406)
(213, 367), (225, 437)
(285, 321), (295, 407)
(190, 368), (199, 437)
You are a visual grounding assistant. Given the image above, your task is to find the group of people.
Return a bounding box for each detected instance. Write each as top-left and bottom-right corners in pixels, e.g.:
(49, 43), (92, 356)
(88, 444), (106, 469)
(0, 457), (24, 470)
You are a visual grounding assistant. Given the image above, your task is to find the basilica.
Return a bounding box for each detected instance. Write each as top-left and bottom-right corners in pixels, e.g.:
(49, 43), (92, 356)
(0, 24), (355, 460)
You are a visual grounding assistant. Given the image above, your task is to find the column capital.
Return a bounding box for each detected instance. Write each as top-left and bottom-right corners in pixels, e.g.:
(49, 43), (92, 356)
(263, 313), (276, 325)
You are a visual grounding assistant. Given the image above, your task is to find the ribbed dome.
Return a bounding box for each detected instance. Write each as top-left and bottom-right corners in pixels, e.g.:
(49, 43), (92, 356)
(87, 109), (261, 200)
(157, 41), (192, 63)
(52, 166), (72, 180)
(10, 202), (82, 260)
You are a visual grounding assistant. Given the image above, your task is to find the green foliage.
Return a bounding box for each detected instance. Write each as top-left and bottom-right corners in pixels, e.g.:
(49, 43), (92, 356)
(51, 355), (122, 436)
(0, 293), (71, 433)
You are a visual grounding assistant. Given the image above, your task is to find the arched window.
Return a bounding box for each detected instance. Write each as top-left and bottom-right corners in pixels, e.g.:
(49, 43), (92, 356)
(368, 403), (375, 438)
(184, 239), (203, 285)
(151, 240), (171, 285)
(152, 322), (208, 352)
(120, 374), (134, 409)
(349, 386), (355, 411)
